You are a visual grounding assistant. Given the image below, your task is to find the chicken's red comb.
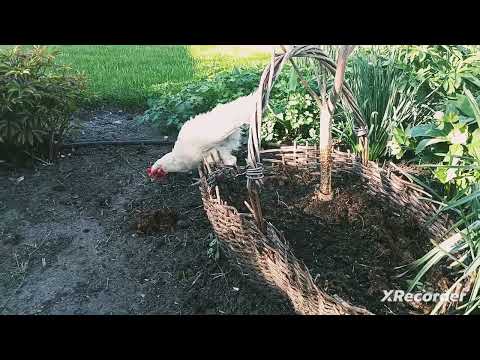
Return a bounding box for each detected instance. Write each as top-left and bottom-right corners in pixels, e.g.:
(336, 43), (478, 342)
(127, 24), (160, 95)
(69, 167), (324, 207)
(147, 166), (167, 179)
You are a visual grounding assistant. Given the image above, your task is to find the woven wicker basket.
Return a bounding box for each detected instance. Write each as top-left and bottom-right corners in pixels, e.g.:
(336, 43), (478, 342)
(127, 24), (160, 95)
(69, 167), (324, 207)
(198, 46), (453, 315)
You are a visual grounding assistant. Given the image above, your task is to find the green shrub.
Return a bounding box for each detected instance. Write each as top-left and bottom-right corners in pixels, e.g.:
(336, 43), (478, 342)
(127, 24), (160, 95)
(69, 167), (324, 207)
(138, 66), (262, 134)
(0, 46), (86, 162)
(395, 45), (480, 103)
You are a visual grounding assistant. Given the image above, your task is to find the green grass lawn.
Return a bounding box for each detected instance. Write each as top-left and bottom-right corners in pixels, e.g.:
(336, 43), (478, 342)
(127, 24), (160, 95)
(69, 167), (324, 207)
(0, 45), (271, 108)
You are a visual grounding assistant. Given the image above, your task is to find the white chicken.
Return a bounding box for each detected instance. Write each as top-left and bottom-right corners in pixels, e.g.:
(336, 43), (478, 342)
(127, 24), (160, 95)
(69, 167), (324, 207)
(147, 91), (258, 180)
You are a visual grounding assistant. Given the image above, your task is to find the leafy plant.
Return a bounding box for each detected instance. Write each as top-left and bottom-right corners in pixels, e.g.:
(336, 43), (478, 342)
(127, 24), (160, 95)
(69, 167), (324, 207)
(395, 45), (480, 103)
(207, 234), (220, 261)
(389, 89), (480, 194)
(264, 92), (320, 144)
(0, 46), (86, 162)
(263, 61), (329, 145)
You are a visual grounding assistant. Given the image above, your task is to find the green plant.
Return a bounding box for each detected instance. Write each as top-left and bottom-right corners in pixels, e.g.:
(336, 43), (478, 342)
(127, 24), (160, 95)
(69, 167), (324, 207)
(389, 89), (480, 193)
(0, 46), (86, 162)
(207, 234), (220, 261)
(394, 89), (480, 314)
(138, 67), (262, 134)
(395, 45), (480, 103)
(334, 47), (430, 160)
(264, 92), (320, 144)
(262, 60), (327, 145)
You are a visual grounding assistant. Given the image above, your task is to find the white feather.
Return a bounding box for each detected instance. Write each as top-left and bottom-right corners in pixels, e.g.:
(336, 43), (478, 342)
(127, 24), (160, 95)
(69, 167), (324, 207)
(152, 91), (258, 173)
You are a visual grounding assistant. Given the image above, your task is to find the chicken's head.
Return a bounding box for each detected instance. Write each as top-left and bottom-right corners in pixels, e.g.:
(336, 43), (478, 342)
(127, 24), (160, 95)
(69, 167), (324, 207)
(148, 153), (178, 182)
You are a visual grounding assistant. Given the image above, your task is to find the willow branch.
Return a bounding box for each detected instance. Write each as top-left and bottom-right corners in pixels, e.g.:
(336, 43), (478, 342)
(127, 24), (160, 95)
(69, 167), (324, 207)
(280, 46), (324, 109)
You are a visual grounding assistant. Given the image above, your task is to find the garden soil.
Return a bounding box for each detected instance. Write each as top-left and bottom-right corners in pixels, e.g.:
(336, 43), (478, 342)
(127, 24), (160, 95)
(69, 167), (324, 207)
(0, 109), (292, 315)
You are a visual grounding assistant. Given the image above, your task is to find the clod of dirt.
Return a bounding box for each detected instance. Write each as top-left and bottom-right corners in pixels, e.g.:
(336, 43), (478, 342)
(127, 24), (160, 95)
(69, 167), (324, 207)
(132, 208), (179, 235)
